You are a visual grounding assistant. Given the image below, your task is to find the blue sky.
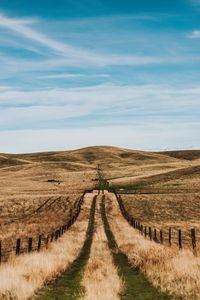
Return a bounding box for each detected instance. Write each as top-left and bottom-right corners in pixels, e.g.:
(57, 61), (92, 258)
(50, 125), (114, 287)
(0, 0), (200, 153)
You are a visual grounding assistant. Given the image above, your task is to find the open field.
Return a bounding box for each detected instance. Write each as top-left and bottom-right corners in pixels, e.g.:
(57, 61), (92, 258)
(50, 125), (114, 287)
(1, 190), (199, 299)
(1, 146), (200, 254)
(0, 149), (98, 259)
(96, 147), (200, 250)
(0, 146), (200, 299)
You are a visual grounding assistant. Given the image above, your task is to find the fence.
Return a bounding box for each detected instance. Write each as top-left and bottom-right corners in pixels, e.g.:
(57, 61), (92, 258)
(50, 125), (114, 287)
(0, 190), (90, 264)
(114, 192), (197, 255)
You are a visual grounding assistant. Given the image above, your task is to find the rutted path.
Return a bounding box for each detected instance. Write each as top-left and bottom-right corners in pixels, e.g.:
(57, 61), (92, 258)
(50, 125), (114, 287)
(101, 194), (173, 300)
(35, 191), (178, 300)
(81, 195), (122, 300)
(36, 194), (96, 300)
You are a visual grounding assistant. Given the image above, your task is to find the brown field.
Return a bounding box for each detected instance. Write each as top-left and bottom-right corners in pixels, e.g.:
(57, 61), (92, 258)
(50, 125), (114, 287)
(0, 144), (200, 300)
(96, 147), (200, 251)
(0, 149), (98, 259)
(0, 193), (92, 300)
(0, 145), (200, 257)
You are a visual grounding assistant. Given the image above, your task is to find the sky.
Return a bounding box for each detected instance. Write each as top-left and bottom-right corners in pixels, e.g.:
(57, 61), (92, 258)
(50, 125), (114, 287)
(0, 0), (200, 153)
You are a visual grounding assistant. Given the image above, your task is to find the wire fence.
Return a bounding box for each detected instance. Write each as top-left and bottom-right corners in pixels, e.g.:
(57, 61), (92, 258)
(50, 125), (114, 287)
(0, 190), (91, 264)
(114, 191), (198, 255)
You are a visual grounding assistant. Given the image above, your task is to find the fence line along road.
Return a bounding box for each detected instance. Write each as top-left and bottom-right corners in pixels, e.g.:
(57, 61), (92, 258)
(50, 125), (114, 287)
(0, 190), (93, 264)
(113, 191), (197, 256)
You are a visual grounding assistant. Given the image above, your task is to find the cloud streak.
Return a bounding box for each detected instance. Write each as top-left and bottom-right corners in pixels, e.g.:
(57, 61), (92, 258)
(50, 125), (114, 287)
(0, 7), (199, 152)
(0, 84), (199, 131)
(0, 12), (171, 67)
(37, 73), (110, 79)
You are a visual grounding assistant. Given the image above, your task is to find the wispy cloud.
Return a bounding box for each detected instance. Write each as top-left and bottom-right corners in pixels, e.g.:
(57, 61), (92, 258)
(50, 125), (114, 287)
(38, 73), (110, 79)
(188, 30), (200, 38)
(0, 12), (170, 67)
(0, 84), (199, 131)
(0, 13), (78, 56)
(0, 5), (199, 152)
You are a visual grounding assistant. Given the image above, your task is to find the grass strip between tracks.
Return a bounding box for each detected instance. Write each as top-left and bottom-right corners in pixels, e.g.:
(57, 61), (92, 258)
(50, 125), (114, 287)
(101, 196), (179, 300)
(35, 196), (97, 300)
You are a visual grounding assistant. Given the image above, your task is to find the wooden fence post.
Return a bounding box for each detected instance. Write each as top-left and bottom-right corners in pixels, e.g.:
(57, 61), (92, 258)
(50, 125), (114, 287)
(51, 232), (54, 242)
(149, 227), (152, 240)
(133, 220), (136, 228)
(178, 230), (182, 249)
(169, 228), (172, 246)
(191, 228), (197, 255)
(131, 217), (134, 227)
(16, 238), (21, 255)
(28, 237), (32, 253)
(67, 220), (70, 229)
(38, 235), (42, 251)
(46, 235), (49, 249)
(144, 226), (147, 237)
(0, 241), (2, 263)
(160, 230), (163, 244)
(154, 229), (157, 242)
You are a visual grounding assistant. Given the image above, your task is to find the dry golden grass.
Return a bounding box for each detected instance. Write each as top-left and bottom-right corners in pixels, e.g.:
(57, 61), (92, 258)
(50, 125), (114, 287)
(121, 193), (200, 249)
(0, 149), (98, 259)
(1, 146), (200, 257)
(106, 192), (200, 299)
(90, 147), (200, 251)
(82, 195), (122, 300)
(0, 193), (93, 300)
(1, 146), (200, 298)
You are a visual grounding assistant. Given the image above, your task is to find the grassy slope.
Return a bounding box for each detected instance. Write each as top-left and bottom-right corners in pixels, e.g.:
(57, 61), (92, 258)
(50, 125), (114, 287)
(35, 196), (96, 300)
(160, 150), (200, 161)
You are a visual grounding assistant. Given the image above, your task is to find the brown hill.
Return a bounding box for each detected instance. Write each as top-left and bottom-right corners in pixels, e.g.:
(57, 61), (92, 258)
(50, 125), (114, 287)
(4, 146), (181, 166)
(160, 150), (200, 161)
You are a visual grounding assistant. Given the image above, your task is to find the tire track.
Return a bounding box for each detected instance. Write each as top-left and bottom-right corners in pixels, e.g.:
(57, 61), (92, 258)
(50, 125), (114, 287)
(81, 195), (122, 300)
(36, 194), (96, 300)
(101, 195), (174, 300)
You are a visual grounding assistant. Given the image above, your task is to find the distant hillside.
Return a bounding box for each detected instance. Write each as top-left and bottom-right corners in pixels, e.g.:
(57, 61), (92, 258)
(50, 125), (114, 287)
(0, 145), (199, 194)
(160, 150), (200, 161)
(0, 146), (183, 169)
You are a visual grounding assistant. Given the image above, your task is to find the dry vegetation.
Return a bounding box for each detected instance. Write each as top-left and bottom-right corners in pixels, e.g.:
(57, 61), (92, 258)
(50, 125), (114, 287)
(0, 146), (200, 298)
(121, 193), (200, 249)
(0, 149), (98, 259)
(94, 147), (200, 250)
(1, 146), (200, 254)
(106, 192), (200, 299)
(82, 195), (122, 300)
(0, 193), (93, 300)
